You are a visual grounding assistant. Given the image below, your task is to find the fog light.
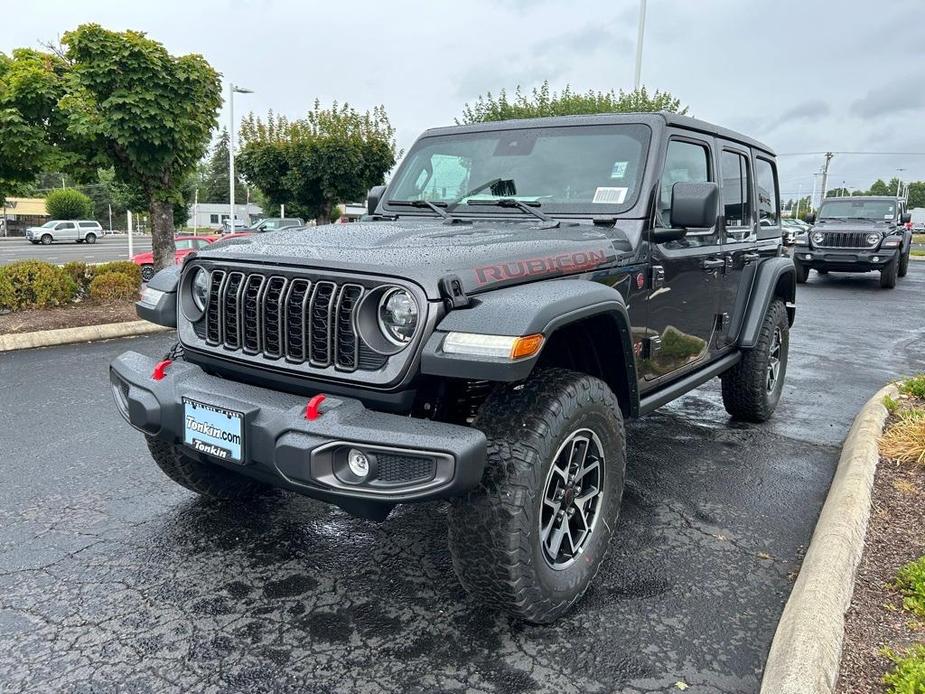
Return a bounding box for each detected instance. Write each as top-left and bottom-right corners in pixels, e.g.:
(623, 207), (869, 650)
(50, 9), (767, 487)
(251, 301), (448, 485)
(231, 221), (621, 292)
(347, 449), (370, 479)
(804, 254), (812, 260)
(872, 256), (879, 263)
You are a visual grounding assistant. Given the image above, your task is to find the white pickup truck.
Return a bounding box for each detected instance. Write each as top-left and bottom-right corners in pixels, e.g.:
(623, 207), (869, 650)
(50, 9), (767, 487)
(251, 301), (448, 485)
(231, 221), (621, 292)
(26, 220), (103, 244)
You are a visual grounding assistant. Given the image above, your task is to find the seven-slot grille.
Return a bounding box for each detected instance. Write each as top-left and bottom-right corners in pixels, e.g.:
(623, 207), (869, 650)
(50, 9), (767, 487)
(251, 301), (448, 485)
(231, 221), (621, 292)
(814, 231), (877, 249)
(203, 270), (368, 371)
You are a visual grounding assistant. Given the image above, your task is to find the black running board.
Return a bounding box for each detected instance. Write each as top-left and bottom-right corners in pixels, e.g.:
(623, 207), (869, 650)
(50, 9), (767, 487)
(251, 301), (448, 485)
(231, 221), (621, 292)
(637, 352), (741, 416)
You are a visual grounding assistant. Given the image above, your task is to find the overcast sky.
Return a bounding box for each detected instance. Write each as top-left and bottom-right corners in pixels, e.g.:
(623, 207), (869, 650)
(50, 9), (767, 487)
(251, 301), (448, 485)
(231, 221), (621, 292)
(4, 0), (925, 203)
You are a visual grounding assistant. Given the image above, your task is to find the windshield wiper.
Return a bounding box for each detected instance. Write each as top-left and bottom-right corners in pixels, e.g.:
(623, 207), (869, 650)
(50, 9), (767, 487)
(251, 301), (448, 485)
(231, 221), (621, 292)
(466, 198), (557, 225)
(446, 178), (505, 211)
(387, 199), (450, 219)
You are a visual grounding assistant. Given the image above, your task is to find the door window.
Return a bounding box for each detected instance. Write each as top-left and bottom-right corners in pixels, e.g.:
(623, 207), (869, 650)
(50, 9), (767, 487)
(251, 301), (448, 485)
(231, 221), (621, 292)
(755, 157), (779, 227)
(721, 150), (751, 229)
(659, 140), (710, 225)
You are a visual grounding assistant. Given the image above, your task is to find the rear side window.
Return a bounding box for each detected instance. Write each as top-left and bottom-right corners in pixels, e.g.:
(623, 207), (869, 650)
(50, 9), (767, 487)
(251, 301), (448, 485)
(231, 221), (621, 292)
(755, 158), (779, 227)
(659, 140), (710, 224)
(721, 150), (751, 228)
(79, 221), (99, 228)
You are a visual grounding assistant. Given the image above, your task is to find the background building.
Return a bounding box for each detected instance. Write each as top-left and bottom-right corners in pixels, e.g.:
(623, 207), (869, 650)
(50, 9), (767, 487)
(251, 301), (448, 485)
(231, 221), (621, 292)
(187, 202), (263, 230)
(1, 197), (49, 236)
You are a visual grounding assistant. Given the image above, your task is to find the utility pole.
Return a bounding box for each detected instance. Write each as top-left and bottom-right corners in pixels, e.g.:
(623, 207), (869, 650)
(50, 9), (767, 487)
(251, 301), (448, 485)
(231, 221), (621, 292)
(193, 188), (199, 236)
(794, 183), (803, 218)
(819, 152), (834, 204)
(633, 0), (647, 92)
(896, 168), (905, 198)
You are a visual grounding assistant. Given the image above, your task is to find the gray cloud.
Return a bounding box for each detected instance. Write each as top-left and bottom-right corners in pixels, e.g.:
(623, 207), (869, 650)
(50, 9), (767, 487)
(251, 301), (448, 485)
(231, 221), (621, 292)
(850, 79), (925, 119)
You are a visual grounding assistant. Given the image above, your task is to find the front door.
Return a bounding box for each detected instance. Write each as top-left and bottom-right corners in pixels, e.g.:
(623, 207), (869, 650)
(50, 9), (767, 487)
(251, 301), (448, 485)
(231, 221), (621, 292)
(642, 134), (722, 383)
(715, 144), (761, 349)
(56, 221), (77, 241)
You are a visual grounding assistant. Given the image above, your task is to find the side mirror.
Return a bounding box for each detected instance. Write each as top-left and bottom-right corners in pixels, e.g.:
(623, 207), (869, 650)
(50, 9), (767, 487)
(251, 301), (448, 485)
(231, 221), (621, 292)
(900, 212), (912, 224)
(669, 182), (719, 230)
(804, 212), (816, 224)
(367, 185), (386, 215)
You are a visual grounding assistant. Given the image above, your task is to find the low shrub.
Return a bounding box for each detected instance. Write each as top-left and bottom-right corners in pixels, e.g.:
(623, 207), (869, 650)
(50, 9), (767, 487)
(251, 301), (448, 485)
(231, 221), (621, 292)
(881, 415), (925, 465)
(63, 261), (93, 294)
(91, 261), (142, 287)
(895, 556), (925, 617)
(89, 271), (139, 302)
(901, 374), (925, 400)
(884, 394), (900, 414)
(883, 644), (925, 693)
(0, 260), (78, 311)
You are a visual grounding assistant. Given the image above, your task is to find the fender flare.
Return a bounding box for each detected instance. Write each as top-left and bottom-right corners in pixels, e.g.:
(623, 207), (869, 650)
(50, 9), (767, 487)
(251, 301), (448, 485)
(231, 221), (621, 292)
(738, 257), (796, 349)
(420, 279), (638, 408)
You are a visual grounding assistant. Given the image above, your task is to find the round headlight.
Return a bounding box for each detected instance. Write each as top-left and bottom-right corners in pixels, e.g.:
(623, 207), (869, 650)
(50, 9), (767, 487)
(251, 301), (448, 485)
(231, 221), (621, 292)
(192, 268), (210, 311)
(866, 233), (881, 246)
(377, 288), (418, 345)
(811, 231), (825, 245)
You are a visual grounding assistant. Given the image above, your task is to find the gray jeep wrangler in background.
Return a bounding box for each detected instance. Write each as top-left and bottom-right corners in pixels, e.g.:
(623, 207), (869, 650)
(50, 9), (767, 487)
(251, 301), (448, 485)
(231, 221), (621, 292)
(111, 112), (796, 622)
(795, 195), (913, 288)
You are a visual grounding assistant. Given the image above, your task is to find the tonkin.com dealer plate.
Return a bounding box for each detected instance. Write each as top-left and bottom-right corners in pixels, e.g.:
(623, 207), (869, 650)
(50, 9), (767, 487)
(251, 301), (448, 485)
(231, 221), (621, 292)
(183, 398), (244, 464)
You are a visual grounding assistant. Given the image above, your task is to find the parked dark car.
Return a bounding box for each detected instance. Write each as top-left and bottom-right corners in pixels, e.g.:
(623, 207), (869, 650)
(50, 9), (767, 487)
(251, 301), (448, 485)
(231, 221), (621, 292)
(112, 112), (795, 623)
(795, 196), (913, 288)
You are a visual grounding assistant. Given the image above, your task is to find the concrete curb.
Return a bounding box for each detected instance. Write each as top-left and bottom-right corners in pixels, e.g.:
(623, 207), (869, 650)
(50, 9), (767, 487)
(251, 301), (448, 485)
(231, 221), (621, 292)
(760, 382), (899, 694)
(0, 320), (170, 352)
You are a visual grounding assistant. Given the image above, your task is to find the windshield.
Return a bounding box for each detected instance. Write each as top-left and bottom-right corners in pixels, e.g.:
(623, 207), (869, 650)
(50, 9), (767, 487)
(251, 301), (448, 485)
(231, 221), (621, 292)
(41, 221), (57, 228)
(818, 199), (896, 221)
(386, 124), (651, 215)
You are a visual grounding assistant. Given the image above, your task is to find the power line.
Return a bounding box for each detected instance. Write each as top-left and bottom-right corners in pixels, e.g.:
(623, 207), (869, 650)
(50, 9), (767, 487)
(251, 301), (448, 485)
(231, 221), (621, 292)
(777, 151), (925, 157)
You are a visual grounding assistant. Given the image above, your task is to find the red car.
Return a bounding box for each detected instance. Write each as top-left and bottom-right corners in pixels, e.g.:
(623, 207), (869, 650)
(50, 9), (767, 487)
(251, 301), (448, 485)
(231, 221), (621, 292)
(133, 236), (213, 282)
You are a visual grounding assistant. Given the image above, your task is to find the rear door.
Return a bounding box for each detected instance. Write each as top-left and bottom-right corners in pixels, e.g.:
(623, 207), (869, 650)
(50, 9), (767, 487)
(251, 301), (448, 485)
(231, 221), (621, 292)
(714, 143), (761, 349)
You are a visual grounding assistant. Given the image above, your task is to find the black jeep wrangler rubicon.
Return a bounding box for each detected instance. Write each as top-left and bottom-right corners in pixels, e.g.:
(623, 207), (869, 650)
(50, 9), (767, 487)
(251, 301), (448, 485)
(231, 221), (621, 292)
(795, 195), (913, 288)
(111, 112), (795, 623)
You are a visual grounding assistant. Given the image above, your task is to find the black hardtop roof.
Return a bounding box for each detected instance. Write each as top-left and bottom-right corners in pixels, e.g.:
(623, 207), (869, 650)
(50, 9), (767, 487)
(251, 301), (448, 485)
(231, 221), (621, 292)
(420, 111), (775, 156)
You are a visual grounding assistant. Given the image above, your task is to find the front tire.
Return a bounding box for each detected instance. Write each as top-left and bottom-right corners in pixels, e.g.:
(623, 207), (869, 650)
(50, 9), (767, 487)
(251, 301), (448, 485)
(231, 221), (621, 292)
(898, 250), (909, 278)
(721, 299), (789, 422)
(41, 234), (52, 245)
(794, 261), (809, 284)
(145, 436), (267, 500)
(447, 368), (626, 623)
(880, 258), (898, 289)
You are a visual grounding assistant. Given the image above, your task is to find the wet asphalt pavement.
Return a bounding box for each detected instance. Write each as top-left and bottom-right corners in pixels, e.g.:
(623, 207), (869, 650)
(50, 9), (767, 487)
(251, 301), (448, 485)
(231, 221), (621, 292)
(1, 263), (924, 693)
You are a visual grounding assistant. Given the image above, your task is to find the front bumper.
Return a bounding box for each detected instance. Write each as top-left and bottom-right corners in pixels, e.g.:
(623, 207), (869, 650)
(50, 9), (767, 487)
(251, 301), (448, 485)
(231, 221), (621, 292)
(793, 246), (898, 272)
(110, 351), (487, 516)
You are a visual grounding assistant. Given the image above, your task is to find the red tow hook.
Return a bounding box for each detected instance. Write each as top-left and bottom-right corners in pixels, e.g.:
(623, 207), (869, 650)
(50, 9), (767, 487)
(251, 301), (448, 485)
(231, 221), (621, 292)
(151, 359), (172, 381)
(305, 394), (327, 421)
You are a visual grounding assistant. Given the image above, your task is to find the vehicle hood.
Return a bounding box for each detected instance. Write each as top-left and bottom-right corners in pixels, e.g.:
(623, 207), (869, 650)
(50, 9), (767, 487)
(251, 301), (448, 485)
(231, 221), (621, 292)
(197, 218), (636, 298)
(132, 251), (154, 264)
(814, 219), (891, 235)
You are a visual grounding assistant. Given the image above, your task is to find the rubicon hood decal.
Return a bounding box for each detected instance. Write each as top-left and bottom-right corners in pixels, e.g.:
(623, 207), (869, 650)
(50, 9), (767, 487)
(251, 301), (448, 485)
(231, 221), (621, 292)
(199, 219), (626, 298)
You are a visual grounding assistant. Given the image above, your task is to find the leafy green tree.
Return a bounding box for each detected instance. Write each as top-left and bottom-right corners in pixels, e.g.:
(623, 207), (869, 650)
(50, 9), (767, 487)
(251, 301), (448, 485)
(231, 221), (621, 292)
(58, 25), (222, 270)
(825, 187), (851, 198)
(907, 181), (925, 209)
(868, 179), (891, 196)
(45, 188), (93, 219)
(239, 101), (398, 224)
(458, 81), (688, 124)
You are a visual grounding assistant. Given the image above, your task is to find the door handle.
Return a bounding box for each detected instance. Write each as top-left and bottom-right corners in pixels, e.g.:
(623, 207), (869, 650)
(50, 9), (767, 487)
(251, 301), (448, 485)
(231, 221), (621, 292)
(743, 252), (760, 263)
(703, 258), (725, 270)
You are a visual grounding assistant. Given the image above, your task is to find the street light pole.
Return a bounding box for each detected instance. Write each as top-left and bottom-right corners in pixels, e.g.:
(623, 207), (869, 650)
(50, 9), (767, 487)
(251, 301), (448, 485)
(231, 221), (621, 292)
(633, 0), (647, 92)
(228, 83), (253, 233)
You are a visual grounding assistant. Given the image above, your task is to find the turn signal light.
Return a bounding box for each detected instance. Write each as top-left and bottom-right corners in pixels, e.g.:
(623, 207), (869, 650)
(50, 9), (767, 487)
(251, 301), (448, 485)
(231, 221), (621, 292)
(511, 334), (545, 360)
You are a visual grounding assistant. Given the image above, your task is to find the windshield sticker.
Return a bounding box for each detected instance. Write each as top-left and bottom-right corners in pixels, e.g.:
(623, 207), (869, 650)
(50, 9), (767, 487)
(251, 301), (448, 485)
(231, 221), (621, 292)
(884, 214), (893, 219)
(610, 161), (628, 179)
(592, 187), (628, 204)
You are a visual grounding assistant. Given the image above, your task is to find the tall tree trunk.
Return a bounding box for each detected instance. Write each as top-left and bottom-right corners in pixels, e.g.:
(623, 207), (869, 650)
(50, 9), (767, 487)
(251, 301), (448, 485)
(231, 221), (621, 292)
(149, 199), (177, 272)
(315, 202), (332, 226)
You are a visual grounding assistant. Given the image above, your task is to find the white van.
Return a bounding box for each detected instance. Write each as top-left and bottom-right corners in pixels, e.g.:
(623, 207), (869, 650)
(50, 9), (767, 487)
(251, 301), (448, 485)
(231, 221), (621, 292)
(26, 220), (104, 245)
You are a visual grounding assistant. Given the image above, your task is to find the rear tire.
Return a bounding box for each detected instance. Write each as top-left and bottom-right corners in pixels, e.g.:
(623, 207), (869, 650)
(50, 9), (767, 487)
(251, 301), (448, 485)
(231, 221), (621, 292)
(85, 233), (97, 244)
(898, 250), (909, 278)
(145, 436), (267, 500)
(880, 258), (898, 289)
(721, 299), (789, 422)
(794, 262), (809, 284)
(447, 368), (626, 623)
